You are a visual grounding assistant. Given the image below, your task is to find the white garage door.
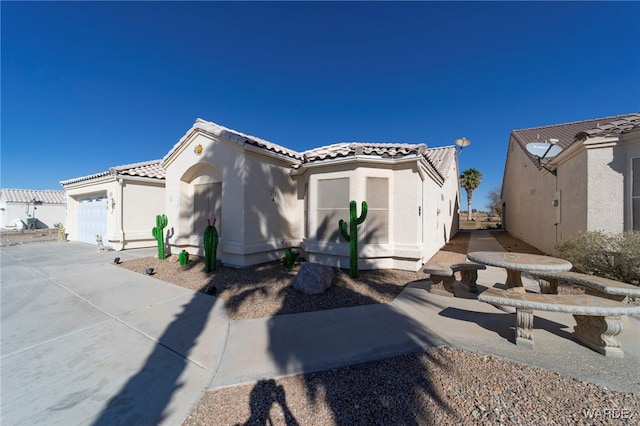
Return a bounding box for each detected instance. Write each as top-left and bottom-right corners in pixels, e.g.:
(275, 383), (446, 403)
(77, 196), (108, 245)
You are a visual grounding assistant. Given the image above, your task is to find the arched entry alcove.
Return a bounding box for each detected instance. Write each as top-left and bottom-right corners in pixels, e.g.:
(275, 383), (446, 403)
(178, 163), (222, 248)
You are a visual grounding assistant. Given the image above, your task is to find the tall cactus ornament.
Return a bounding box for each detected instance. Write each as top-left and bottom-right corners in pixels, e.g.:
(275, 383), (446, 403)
(204, 219), (219, 273)
(152, 214), (168, 260)
(339, 200), (368, 278)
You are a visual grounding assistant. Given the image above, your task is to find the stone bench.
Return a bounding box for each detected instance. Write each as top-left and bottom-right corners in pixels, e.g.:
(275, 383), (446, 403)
(478, 288), (640, 358)
(423, 262), (486, 297)
(528, 270), (640, 302)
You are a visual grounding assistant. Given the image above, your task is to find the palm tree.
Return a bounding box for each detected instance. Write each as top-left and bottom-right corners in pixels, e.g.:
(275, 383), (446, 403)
(460, 168), (483, 221)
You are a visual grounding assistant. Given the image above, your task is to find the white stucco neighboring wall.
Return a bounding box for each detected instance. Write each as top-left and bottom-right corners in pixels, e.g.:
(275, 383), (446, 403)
(0, 202), (66, 230)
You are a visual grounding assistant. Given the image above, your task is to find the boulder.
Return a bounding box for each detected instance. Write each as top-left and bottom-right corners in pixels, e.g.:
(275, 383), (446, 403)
(292, 263), (334, 295)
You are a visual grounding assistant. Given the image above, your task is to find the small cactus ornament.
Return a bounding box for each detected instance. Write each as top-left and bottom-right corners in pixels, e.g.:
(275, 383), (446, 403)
(178, 250), (189, 266)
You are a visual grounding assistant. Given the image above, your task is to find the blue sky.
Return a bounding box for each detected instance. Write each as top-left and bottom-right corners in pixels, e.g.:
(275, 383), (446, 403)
(2, 1), (639, 212)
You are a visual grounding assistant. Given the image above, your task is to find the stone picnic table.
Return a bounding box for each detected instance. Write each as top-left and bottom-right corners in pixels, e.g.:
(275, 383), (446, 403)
(467, 251), (572, 293)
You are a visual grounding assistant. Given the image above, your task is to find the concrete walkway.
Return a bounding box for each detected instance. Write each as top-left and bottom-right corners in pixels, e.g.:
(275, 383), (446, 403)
(212, 230), (640, 396)
(2, 231), (639, 425)
(1, 243), (229, 425)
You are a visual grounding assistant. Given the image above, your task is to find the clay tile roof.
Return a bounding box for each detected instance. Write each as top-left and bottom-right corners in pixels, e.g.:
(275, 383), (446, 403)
(60, 160), (165, 186)
(297, 142), (456, 182)
(424, 146), (457, 178)
(0, 188), (66, 204)
(166, 119), (304, 162)
(511, 112), (640, 170)
(302, 142), (430, 163)
(109, 160), (166, 179)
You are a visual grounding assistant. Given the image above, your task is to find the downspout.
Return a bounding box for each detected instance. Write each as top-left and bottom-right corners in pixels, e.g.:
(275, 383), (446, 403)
(115, 177), (125, 251)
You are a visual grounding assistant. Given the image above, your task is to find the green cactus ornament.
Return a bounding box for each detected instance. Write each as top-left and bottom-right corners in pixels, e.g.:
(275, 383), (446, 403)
(152, 214), (168, 260)
(178, 250), (189, 266)
(339, 200), (368, 278)
(204, 219), (219, 273)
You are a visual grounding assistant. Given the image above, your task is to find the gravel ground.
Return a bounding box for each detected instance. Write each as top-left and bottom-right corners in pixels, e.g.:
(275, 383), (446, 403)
(0, 228), (59, 246)
(117, 233), (470, 321)
(185, 347), (640, 426)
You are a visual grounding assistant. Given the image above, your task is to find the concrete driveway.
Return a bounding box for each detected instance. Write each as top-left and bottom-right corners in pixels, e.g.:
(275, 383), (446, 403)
(1, 242), (228, 425)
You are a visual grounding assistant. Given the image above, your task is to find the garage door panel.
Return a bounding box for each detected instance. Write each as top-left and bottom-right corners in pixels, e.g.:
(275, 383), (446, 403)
(77, 197), (107, 245)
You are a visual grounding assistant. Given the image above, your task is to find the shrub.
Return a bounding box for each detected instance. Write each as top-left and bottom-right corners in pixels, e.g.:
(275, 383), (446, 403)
(283, 248), (299, 270)
(556, 231), (640, 285)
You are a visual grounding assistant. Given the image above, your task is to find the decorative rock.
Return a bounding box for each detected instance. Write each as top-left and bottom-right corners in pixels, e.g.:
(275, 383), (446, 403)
(292, 263), (334, 295)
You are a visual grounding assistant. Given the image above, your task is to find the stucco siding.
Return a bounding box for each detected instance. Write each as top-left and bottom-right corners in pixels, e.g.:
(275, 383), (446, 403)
(298, 157), (456, 271)
(164, 132), (245, 260)
(555, 151), (588, 244)
(586, 146), (625, 233)
(243, 151), (304, 254)
(118, 180), (165, 249)
(163, 129), (303, 267)
(503, 139), (565, 253)
(0, 203), (65, 230)
(503, 119), (640, 253)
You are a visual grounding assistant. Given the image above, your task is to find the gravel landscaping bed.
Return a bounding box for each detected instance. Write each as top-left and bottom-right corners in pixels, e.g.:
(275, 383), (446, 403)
(118, 233), (470, 321)
(185, 346), (640, 426)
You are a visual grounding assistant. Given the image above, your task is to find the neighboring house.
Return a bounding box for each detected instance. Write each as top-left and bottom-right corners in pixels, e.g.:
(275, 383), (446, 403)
(0, 188), (66, 229)
(162, 118), (460, 271)
(501, 113), (640, 254)
(60, 160), (165, 249)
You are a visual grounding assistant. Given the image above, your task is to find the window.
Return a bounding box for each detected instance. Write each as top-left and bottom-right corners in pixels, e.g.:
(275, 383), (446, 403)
(316, 178), (349, 241)
(633, 157), (640, 231)
(363, 177), (389, 243)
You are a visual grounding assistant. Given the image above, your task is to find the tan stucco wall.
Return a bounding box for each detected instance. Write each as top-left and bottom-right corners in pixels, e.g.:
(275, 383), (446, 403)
(502, 139), (562, 254)
(503, 131), (640, 254)
(554, 150), (587, 246)
(163, 130), (302, 267)
(586, 145), (625, 233)
(117, 180), (165, 249)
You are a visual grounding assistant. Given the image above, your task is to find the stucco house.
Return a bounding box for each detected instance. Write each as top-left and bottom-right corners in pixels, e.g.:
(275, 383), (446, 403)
(0, 188), (66, 230)
(162, 119), (460, 271)
(60, 160), (165, 249)
(501, 113), (640, 254)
